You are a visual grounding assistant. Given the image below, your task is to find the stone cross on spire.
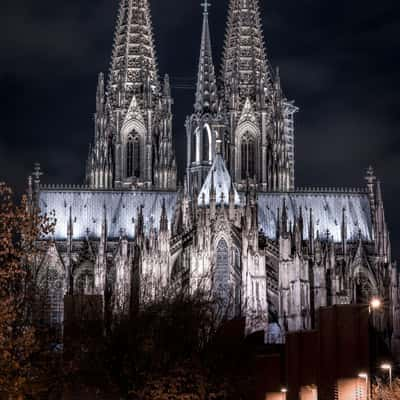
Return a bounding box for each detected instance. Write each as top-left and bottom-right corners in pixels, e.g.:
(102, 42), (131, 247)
(201, 0), (211, 14)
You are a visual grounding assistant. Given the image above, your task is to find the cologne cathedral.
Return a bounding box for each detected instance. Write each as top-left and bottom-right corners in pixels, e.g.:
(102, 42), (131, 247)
(33, 0), (400, 351)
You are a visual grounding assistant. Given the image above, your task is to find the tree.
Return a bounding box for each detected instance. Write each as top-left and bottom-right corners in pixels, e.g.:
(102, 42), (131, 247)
(0, 183), (54, 399)
(373, 378), (400, 399)
(99, 281), (255, 399)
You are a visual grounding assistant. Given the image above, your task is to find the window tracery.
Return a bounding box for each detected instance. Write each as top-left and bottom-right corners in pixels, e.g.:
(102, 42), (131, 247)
(41, 269), (64, 328)
(126, 133), (141, 178)
(215, 239), (230, 299)
(240, 132), (256, 179)
(203, 126), (210, 162)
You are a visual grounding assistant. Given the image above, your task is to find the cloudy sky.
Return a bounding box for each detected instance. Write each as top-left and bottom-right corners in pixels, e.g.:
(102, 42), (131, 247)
(1, 0), (400, 256)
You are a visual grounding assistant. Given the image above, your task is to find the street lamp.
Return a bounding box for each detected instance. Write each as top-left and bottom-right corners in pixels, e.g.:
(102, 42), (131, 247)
(280, 387), (288, 400)
(369, 297), (382, 313)
(358, 372), (369, 400)
(381, 363), (392, 388)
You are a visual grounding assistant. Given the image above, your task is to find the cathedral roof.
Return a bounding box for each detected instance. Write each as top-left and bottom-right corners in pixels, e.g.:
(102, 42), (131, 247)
(257, 192), (373, 243)
(198, 154), (241, 207)
(39, 190), (178, 240)
(39, 188), (373, 244)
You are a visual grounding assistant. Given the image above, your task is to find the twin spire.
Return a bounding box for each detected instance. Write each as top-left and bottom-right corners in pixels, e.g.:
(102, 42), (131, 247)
(195, 0), (270, 111)
(222, 0), (271, 100)
(90, 0), (276, 191)
(108, 0), (159, 110)
(108, 0), (268, 113)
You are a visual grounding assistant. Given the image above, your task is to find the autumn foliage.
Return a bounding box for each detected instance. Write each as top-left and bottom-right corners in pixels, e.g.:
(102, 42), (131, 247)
(0, 183), (53, 398)
(373, 378), (400, 399)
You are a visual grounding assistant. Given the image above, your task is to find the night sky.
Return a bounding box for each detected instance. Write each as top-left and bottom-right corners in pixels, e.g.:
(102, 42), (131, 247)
(1, 0), (400, 258)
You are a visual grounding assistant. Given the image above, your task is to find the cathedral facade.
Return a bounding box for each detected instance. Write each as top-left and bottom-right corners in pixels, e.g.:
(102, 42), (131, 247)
(33, 0), (400, 350)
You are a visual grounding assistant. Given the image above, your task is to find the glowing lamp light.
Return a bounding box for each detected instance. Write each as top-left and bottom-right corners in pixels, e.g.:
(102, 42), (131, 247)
(370, 297), (382, 310)
(281, 388), (288, 393)
(381, 363), (393, 387)
(357, 373), (370, 400)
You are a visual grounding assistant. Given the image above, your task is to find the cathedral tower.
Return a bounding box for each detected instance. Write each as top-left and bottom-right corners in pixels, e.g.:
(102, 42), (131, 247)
(186, 1), (222, 193)
(221, 0), (297, 192)
(87, 0), (177, 190)
(35, 0), (399, 360)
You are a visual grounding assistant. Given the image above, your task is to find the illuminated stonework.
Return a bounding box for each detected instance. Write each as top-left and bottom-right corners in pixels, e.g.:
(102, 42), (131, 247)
(33, 0), (400, 352)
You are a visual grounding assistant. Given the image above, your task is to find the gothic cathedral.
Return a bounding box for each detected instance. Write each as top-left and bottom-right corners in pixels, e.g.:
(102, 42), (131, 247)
(33, 0), (400, 352)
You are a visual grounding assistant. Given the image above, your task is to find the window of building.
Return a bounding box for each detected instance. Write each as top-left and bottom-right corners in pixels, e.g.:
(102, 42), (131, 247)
(127, 134), (141, 178)
(47, 269), (64, 328)
(191, 131), (196, 163)
(202, 124), (212, 162)
(203, 127), (210, 162)
(195, 129), (201, 163)
(215, 239), (230, 300)
(241, 133), (256, 179)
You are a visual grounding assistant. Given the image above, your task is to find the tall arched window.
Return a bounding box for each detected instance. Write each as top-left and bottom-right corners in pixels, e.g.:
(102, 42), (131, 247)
(127, 134), (141, 178)
(215, 239), (230, 298)
(127, 138), (133, 178)
(202, 125), (212, 162)
(241, 133), (256, 179)
(191, 131), (196, 163)
(47, 269), (64, 328)
(203, 128), (209, 162)
(133, 139), (140, 178)
(195, 129), (201, 163)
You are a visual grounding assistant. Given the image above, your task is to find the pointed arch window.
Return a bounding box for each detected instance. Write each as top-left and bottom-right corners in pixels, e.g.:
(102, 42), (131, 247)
(75, 271), (94, 296)
(127, 133), (141, 178)
(40, 268), (64, 331)
(215, 239), (230, 299)
(202, 124), (212, 162)
(191, 131), (196, 163)
(241, 133), (256, 179)
(194, 129), (201, 163)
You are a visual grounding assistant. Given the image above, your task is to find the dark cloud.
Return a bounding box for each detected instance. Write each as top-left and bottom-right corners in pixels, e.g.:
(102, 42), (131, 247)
(1, 0), (400, 258)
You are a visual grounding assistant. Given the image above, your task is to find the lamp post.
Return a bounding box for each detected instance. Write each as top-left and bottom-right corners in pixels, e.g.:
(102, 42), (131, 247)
(381, 363), (392, 388)
(369, 297), (382, 314)
(358, 372), (369, 400)
(368, 296), (382, 396)
(280, 387), (288, 400)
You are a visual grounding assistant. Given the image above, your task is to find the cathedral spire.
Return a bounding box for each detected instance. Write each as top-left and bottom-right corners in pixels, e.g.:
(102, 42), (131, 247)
(96, 72), (105, 116)
(160, 198), (168, 233)
(108, 0), (159, 111)
(194, 1), (218, 114)
(222, 0), (271, 101)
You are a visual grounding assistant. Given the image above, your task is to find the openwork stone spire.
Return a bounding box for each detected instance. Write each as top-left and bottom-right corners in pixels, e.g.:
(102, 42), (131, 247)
(108, 0), (159, 110)
(198, 153), (240, 207)
(222, 0), (270, 101)
(194, 1), (218, 114)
